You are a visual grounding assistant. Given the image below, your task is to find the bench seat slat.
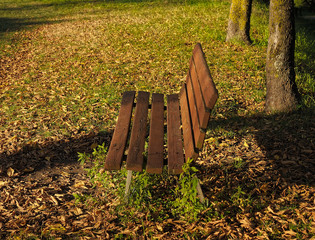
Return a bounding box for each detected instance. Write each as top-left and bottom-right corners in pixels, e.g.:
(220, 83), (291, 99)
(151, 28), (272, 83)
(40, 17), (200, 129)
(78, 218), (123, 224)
(147, 93), (165, 174)
(126, 91), (150, 172)
(105, 91), (135, 170)
(179, 84), (198, 161)
(167, 94), (184, 175)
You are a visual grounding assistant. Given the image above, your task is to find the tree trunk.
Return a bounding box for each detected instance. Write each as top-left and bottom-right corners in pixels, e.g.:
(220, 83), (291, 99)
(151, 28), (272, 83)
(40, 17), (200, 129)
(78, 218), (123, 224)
(265, 0), (300, 112)
(226, 0), (253, 45)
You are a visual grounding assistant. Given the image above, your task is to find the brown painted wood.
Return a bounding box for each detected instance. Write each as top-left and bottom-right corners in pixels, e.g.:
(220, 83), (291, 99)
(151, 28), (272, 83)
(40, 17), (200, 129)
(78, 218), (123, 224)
(126, 91), (150, 172)
(106, 43), (218, 176)
(167, 94), (184, 174)
(192, 43), (218, 112)
(183, 43), (218, 149)
(189, 54), (210, 130)
(105, 91), (135, 170)
(186, 71), (205, 150)
(179, 84), (198, 161)
(147, 93), (165, 174)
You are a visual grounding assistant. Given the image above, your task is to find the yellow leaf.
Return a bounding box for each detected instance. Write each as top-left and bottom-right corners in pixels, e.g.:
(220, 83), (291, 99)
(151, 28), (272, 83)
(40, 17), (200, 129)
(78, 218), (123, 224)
(7, 167), (14, 177)
(206, 137), (216, 144)
(51, 196), (59, 205)
(157, 224), (163, 231)
(0, 181), (8, 188)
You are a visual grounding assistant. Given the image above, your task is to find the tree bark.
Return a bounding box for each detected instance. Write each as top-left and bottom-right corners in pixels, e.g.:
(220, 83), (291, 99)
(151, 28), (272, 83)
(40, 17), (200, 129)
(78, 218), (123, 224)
(226, 0), (253, 45)
(265, 0), (300, 112)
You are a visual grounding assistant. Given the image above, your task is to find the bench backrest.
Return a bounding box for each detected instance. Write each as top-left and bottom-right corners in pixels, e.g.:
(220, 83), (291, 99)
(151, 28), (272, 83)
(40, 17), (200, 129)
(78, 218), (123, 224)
(179, 43), (218, 161)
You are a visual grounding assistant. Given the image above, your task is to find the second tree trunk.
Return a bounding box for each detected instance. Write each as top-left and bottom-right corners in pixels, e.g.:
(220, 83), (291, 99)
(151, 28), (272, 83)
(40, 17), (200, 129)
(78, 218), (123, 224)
(226, 0), (253, 45)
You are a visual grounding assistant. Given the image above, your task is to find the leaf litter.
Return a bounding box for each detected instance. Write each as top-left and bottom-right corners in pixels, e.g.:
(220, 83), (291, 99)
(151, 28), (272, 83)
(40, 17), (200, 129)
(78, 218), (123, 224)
(0, 1), (314, 239)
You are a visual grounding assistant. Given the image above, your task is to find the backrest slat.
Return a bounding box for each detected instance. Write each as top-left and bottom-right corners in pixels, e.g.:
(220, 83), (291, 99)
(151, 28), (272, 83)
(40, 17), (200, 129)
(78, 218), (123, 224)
(180, 85), (198, 161)
(189, 55), (210, 130)
(192, 44), (218, 112)
(186, 71), (205, 150)
(181, 43), (218, 151)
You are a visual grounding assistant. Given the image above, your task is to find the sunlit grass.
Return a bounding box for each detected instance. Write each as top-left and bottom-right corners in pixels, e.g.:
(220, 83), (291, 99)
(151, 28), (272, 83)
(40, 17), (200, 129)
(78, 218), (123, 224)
(0, 0), (314, 239)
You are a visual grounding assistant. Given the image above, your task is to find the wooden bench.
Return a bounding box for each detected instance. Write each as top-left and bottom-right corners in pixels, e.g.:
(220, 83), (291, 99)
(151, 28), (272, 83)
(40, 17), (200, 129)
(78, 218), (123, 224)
(104, 43), (218, 201)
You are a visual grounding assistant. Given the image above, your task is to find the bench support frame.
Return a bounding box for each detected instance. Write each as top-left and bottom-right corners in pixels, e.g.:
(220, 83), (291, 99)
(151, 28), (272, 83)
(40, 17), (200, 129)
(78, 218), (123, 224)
(124, 170), (133, 199)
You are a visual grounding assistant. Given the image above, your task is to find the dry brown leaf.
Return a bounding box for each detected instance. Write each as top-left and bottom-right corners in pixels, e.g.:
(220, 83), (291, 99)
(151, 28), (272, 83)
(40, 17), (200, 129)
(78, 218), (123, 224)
(7, 167), (15, 177)
(238, 216), (254, 230)
(283, 230), (297, 236)
(0, 181), (8, 188)
(50, 196), (59, 205)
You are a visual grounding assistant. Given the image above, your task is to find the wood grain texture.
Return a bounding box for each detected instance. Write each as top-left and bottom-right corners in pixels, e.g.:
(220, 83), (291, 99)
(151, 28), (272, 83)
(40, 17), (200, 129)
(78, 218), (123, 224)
(192, 43), (218, 111)
(147, 93), (165, 174)
(167, 94), (184, 174)
(179, 84), (198, 161)
(189, 55), (210, 129)
(105, 91), (135, 170)
(126, 91), (150, 172)
(186, 72), (205, 149)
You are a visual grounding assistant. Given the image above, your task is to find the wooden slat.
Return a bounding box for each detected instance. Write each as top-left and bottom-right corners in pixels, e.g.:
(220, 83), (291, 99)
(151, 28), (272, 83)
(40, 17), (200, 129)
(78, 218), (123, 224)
(147, 93), (165, 174)
(189, 54), (210, 129)
(167, 94), (184, 175)
(105, 91), (135, 170)
(126, 91), (150, 172)
(179, 84), (198, 161)
(192, 43), (218, 111)
(186, 72), (205, 150)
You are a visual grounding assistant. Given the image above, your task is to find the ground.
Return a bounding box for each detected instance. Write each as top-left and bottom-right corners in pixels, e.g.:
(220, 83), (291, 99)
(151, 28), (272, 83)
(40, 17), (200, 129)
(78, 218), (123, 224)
(0, 0), (314, 239)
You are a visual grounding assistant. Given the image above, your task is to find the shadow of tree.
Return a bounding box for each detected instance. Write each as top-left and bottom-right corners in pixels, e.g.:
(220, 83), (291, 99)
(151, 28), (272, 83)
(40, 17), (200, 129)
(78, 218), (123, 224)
(0, 17), (67, 34)
(0, 0), (104, 12)
(204, 107), (314, 185)
(0, 0), (113, 36)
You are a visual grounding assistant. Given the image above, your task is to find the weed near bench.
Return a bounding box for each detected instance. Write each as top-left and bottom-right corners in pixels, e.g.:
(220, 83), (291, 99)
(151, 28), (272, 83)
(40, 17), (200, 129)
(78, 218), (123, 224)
(78, 144), (210, 223)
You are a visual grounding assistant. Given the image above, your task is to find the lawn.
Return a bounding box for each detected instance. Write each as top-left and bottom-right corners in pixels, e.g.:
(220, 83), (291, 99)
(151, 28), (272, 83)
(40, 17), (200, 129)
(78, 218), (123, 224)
(0, 0), (314, 239)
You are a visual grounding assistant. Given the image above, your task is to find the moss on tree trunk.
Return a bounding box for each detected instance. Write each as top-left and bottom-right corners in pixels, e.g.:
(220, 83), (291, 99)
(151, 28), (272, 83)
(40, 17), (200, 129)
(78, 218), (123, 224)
(265, 0), (300, 112)
(226, 0), (253, 45)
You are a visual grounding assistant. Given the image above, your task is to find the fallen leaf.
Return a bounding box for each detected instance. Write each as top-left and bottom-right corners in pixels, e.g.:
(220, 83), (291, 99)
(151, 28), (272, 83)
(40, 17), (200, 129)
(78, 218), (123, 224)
(7, 167), (15, 177)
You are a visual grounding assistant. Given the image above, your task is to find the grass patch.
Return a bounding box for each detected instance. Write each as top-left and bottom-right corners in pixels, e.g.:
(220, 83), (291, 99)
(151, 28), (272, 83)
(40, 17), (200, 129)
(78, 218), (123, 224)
(0, 0), (314, 239)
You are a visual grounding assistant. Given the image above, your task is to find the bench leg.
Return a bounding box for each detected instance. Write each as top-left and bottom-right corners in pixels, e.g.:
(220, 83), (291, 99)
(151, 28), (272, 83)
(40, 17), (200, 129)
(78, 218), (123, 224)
(125, 170), (133, 199)
(195, 177), (205, 203)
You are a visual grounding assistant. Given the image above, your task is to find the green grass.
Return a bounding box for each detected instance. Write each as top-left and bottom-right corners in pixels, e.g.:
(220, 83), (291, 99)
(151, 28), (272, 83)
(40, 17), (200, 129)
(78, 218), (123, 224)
(0, 0), (314, 239)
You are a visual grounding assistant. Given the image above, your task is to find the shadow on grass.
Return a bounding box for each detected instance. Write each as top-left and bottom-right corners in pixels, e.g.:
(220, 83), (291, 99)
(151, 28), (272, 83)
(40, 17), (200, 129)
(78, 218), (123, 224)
(2, 107), (313, 185)
(0, 17), (67, 34)
(0, 104), (313, 238)
(208, 107), (314, 184)
(0, 130), (112, 178)
(0, 0), (105, 12)
(0, 0), (116, 37)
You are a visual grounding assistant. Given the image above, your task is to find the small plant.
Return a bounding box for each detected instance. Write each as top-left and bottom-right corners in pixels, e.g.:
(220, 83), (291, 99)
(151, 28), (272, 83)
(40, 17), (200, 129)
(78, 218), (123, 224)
(78, 146), (209, 223)
(172, 158), (208, 222)
(230, 185), (252, 211)
(233, 157), (245, 169)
